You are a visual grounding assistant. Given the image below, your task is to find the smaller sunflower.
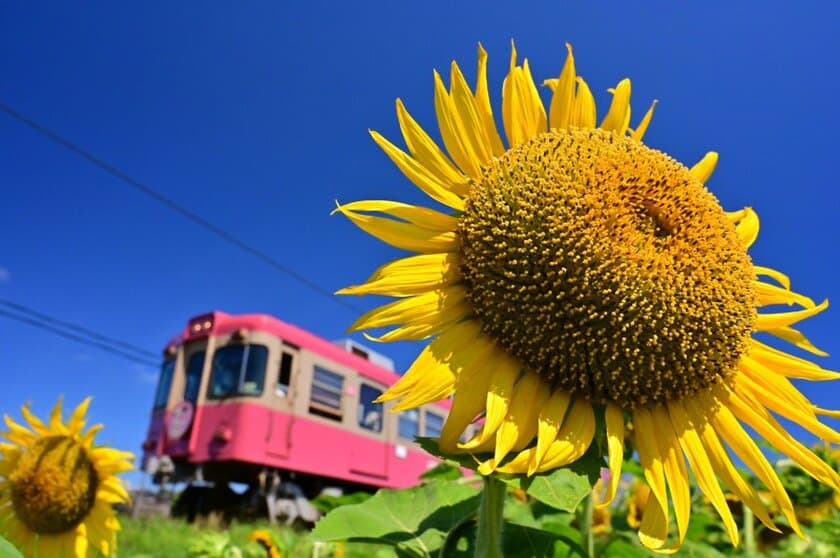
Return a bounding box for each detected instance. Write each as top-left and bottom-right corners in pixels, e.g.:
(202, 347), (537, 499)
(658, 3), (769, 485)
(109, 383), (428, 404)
(0, 397), (134, 558)
(779, 448), (840, 523)
(626, 481), (651, 530)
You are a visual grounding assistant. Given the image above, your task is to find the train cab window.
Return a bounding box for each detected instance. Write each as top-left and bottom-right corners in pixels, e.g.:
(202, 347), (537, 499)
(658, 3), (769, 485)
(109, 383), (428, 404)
(309, 366), (344, 421)
(183, 351), (205, 404)
(357, 384), (383, 433)
(153, 359), (175, 409)
(398, 409), (419, 440)
(208, 344), (268, 398)
(424, 411), (444, 438)
(276, 351), (294, 397)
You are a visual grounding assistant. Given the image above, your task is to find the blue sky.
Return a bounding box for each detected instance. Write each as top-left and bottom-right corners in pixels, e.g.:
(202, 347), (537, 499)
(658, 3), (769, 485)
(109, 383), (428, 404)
(1, 2), (838, 486)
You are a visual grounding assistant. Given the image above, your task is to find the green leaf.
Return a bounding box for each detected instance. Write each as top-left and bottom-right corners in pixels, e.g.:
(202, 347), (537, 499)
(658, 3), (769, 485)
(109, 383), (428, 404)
(0, 536), (22, 558)
(416, 436), (601, 513)
(498, 451), (601, 513)
(311, 480), (481, 557)
(415, 438), (483, 472)
(419, 461), (463, 482)
(601, 538), (650, 558)
(442, 520), (585, 558)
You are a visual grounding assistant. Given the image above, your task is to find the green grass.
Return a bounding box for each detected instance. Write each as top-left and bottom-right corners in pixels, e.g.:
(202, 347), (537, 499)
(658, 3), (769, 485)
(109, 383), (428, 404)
(116, 515), (383, 558)
(117, 515), (302, 558)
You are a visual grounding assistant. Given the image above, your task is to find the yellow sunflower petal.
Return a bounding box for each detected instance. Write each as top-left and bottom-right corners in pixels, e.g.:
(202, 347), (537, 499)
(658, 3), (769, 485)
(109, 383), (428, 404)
(723, 385), (840, 490)
(749, 339), (835, 378)
(478, 372), (549, 473)
(495, 396), (594, 474)
(458, 354), (519, 449)
(684, 396), (780, 531)
(629, 99), (657, 142)
(333, 201), (458, 253)
(600, 78), (632, 133)
(765, 325), (829, 356)
(651, 406), (690, 548)
(754, 280), (816, 308)
(756, 299), (829, 331)
(19, 405), (50, 437)
(530, 390), (572, 475)
(731, 206), (759, 248)
(474, 43), (506, 156)
(571, 77), (597, 128)
(68, 397), (92, 436)
(502, 41), (547, 147)
(698, 390), (803, 536)
(347, 286), (467, 332)
(547, 43), (576, 130)
(369, 130), (466, 211)
(337, 253), (460, 297)
(533, 398), (594, 473)
(433, 70), (482, 178)
(438, 336), (499, 452)
(381, 321), (483, 411)
(632, 408), (670, 550)
(688, 152), (719, 183)
(739, 356), (814, 413)
(668, 400), (740, 546)
(448, 61), (495, 169)
(395, 99), (470, 196)
(735, 373), (840, 444)
(596, 402), (624, 509)
(754, 266), (791, 290)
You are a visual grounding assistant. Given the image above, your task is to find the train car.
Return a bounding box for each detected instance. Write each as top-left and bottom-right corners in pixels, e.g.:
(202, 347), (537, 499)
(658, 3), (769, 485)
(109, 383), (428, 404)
(141, 310), (453, 512)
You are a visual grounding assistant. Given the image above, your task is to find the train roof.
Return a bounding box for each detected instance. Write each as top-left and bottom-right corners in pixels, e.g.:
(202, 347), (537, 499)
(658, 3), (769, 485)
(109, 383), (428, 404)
(167, 311), (451, 411)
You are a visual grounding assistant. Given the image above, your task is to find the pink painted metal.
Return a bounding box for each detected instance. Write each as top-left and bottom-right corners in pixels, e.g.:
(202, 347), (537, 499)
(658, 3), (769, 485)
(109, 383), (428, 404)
(145, 310), (451, 490)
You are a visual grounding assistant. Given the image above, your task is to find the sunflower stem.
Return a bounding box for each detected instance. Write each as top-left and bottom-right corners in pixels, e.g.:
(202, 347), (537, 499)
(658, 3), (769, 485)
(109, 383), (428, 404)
(580, 492), (595, 558)
(475, 476), (506, 558)
(743, 505), (756, 555)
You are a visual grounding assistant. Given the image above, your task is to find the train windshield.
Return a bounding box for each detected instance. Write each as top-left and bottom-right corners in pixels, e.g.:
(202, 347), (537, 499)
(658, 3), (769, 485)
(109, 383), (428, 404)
(153, 358), (175, 409)
(208, 344), (268, 398)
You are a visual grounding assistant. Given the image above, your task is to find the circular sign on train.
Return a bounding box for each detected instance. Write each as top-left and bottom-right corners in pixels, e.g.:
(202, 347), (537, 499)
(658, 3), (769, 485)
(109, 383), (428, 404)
(166, 400), (194, 440)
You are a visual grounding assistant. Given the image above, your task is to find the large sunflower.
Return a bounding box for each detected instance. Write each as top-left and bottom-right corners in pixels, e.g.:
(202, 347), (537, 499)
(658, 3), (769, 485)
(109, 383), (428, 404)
(336, 43), (839, 551)
(0, 397), (134, 557)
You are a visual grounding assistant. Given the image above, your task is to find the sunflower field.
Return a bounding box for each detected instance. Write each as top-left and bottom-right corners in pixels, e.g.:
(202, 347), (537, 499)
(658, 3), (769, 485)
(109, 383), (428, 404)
(1, 20), (839, 558)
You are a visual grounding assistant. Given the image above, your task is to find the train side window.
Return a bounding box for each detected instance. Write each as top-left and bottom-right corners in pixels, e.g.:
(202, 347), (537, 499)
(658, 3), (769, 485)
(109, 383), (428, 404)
(358, 384), (383, 433)
(398, 409), (419, 440)
(276, 351), (294, 397)
(424, 411), (444, 437)
(208, 344), (268, 398)
(184, 351), (205, 404)
(153, 359), (175, 409)
(309, 366), (343, 421)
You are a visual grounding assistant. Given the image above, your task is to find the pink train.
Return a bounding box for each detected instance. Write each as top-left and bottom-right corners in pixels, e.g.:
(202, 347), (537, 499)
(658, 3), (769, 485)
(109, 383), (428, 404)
(141, 311), (452, 518)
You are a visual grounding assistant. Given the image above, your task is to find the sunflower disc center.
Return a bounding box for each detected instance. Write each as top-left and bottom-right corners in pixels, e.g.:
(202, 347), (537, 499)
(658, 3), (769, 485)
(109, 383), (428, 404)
(459, 128), (755, 408)
(9, 436), (98, 534)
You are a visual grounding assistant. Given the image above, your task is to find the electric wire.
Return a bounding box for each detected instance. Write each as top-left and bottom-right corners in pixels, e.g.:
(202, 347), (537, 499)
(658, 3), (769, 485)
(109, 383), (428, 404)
(0, 298), (158, 360)
(0, 307), (159, 368)
(0, 101), (362, 314)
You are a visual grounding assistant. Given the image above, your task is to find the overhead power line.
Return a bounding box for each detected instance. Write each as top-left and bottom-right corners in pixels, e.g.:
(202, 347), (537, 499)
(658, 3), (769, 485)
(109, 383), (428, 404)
(0, 306), (159, 368)
(0, 101), (362, 314)
(0, 298), (158, 360)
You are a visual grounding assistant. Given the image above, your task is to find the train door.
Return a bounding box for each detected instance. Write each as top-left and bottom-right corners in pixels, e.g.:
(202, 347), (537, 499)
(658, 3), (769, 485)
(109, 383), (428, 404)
(348, 380), (388, 478)
(266, 342), (299, 458)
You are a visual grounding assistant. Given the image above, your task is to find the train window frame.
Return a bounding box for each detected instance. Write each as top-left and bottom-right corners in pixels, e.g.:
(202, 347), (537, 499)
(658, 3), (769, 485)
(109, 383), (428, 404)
(276, 350), (295, 397)
(424, 410), (444, 438)
(357, 382), (384, 434)
(308, 366), (344, 421)
(207, 344), (269, 399)
(183, 350), (206, 404)
(398, 409), (420, 441)
(153, 358), (176, 410)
